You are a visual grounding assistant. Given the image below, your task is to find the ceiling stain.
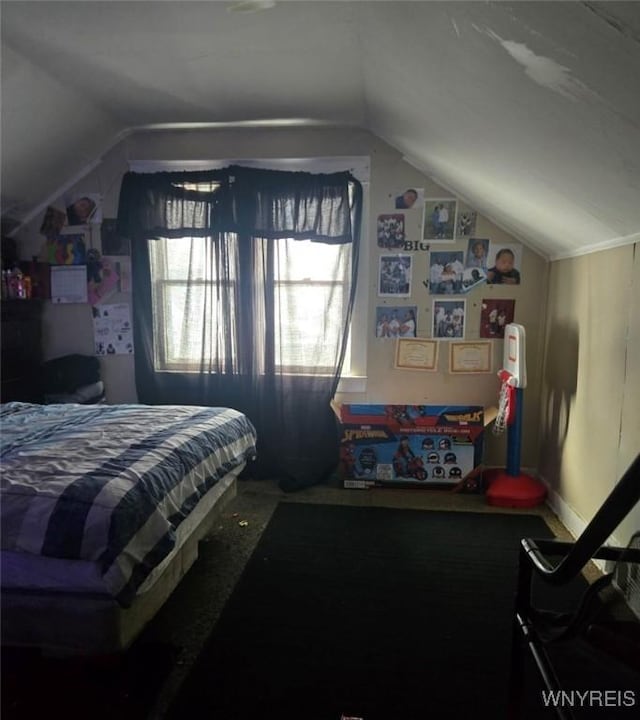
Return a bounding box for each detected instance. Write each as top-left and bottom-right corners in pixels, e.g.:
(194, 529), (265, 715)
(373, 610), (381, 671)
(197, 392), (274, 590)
(485, 29), (599, 103)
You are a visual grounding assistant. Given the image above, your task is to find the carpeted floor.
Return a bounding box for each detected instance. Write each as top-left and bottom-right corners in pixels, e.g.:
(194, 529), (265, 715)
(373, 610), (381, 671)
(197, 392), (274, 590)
(167, 502), (580, 719)
(0, 479), (603, 720)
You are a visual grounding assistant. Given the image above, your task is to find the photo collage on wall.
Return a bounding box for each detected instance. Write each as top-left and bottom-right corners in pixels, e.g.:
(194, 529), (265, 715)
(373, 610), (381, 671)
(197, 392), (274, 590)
(376, 187), (426, 339)
(375, 184), (522, 357)
(36, 196), (134, 357)
(425, 238), (522, 343)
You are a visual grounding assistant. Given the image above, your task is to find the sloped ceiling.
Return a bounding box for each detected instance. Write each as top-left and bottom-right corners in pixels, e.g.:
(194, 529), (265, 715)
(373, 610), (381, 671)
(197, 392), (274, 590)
(2, 1), (640, 259)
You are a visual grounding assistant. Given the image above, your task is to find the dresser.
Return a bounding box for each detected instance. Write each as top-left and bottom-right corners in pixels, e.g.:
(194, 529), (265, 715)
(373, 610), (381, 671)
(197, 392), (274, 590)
(1, 299), (44, 402)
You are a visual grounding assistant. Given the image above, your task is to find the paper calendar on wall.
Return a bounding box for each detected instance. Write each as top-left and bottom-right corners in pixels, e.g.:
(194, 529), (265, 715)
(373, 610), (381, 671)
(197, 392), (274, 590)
(50, 265), (88, 304)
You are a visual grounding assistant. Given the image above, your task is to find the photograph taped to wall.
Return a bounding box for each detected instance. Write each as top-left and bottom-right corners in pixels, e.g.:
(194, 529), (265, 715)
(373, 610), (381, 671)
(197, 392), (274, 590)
(375, 305), (417, 339)
(423, 198), (457, 242)
(64, 192), (102, 226)
(432, 299), (466, 339)
(39, 206), (67, 238)
(428, 250), (465, 295)
(377, 214), (406, 249)
(461, 267), (487, 293)
(393, 187), (424, 210)
(88, 256), (122, 306)
(486, 243), (522, 285)
(456, 205), (478, 238)
(378, 254), (412, 297)
(465, 238), (489, 272)
(480, 299), (515, 339)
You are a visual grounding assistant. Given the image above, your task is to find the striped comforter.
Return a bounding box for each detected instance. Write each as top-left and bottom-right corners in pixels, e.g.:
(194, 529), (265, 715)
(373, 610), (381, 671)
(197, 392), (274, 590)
(0, 402), (257, 606)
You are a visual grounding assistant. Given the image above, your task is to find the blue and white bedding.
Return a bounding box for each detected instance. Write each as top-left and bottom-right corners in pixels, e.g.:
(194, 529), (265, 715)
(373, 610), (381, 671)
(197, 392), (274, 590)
(0, 402), (257, 607)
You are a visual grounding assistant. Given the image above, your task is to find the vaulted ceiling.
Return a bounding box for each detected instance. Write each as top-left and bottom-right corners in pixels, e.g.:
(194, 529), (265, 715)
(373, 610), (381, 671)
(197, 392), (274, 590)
(2, 1), (640, 259)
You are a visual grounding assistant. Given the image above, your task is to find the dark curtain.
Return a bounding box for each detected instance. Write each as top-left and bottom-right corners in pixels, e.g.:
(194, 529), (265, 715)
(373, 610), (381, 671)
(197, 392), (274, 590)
(117, 166), (362, 491)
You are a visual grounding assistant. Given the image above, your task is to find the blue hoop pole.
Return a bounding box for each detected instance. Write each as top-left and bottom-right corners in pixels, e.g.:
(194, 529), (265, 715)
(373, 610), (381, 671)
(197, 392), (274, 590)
(506, 387), (523, 476)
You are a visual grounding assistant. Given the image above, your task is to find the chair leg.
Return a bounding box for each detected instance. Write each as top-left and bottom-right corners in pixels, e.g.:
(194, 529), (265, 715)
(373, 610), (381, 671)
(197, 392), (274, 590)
(509, 544), (576, 720)
(507, 546), (532, 719)
(507, 615), (526, 719)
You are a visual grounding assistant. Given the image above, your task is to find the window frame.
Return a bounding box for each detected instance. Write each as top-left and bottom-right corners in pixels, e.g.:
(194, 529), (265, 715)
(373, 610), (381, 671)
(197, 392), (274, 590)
(131, 157), (369, 389)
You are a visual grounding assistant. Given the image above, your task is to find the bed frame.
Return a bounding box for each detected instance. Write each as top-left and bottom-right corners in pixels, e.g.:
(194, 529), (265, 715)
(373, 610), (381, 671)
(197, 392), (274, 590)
(1, 468), (240, 655)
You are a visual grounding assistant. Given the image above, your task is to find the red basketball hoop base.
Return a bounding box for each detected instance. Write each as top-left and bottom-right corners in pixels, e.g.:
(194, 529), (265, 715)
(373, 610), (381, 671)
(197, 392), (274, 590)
(484, 469), (547, 508)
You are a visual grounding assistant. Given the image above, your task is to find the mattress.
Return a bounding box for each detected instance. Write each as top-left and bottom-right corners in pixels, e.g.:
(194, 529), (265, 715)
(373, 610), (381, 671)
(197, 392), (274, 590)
(1, 466), (237, 596)
(1, 402), (257, 606)
(1, 471), (239, 654)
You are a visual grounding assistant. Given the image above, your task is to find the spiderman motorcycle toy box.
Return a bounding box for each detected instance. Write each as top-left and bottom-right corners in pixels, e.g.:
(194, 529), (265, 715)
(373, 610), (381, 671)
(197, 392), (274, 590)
(332, 404), (486, 491)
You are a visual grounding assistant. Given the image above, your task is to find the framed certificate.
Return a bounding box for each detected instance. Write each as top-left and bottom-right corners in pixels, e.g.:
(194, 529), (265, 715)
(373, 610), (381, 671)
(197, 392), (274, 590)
(395, 338), (439, 371)
(449, 341), (492, 374)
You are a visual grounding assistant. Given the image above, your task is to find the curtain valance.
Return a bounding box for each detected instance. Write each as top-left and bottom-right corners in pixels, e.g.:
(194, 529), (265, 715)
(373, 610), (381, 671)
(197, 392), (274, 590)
(117, 165), (362, 243)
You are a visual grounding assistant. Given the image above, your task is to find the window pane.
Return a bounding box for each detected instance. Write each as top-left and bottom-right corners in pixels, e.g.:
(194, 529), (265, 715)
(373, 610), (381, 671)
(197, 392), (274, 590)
(275, 239), (349, 281)
(149, 235), (350, 373)
(149, 237), (238, 370)
(273, 239), (350, 371)
(275, 283), (346, 370)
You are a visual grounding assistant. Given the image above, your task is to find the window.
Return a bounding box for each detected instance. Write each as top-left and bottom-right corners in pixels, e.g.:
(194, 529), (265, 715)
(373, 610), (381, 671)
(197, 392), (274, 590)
(149, 235), (237, 372)
(148, 235), (351, 374)
(133, 157), (369, 385)
(274, 239), (351, 372)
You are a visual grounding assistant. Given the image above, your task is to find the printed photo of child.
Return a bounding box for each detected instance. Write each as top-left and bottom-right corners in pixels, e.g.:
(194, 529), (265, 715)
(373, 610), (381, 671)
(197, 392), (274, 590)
(465, 238), (489, 272)
(486, 244), (522, 285)
(394, 187), (424, 210)
(65, 192), (102, 226)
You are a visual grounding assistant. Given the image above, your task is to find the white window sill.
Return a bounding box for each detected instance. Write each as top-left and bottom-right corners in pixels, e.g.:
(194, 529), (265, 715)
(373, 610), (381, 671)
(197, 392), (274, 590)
(336, 376), (367, 394)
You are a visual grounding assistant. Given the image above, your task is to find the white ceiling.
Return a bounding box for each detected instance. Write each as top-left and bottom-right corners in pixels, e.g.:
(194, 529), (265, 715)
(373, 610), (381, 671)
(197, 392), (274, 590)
(2, 0), (640, 259)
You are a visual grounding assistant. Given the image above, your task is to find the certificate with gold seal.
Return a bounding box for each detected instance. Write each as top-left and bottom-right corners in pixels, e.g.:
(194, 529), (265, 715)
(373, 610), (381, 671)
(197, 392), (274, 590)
(395, 338), (439, 371)
(449, 341), (492, 374)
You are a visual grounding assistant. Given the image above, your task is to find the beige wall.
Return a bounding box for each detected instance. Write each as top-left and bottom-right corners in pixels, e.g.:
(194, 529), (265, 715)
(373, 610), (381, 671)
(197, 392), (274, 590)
(336, 158), (549, 469)
(16, 126), (546, 465)
(539, 244), (640, 544)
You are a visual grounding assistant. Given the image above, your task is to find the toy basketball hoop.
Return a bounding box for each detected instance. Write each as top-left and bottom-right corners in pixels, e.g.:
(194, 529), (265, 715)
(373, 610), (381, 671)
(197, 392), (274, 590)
(486, 323), (546, 508)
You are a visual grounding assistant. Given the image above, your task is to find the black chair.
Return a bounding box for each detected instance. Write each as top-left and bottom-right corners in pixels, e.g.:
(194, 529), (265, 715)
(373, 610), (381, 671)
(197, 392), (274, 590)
(508, 453), (640, 719)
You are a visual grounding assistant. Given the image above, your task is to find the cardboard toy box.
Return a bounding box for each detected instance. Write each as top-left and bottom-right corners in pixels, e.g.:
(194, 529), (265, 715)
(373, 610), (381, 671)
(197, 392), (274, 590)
(332, 403), (487, 492)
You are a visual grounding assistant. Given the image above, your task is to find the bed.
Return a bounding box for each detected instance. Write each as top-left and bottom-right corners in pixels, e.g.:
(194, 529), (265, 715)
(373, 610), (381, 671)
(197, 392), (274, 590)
(0, 401), (257, 654)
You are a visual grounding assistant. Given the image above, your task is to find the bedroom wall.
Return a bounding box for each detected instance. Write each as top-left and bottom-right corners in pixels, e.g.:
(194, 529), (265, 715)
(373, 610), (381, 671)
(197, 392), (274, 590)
(1, 44), (122, 222)
(538, 244), (640, 546)
(13, 126), (548, 466)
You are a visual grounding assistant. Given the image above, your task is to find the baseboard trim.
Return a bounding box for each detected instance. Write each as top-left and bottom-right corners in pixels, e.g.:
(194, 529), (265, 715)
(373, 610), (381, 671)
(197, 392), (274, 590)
(540, 474), (625, 573)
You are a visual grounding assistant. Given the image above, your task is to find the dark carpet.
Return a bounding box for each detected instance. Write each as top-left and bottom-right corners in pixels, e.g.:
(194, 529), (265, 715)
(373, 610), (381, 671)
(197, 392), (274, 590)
(169, 503), (582, 720)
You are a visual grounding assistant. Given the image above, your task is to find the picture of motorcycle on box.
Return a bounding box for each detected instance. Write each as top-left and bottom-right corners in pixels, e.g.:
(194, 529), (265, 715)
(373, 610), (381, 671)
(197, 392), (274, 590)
(393, 436), (428, 481)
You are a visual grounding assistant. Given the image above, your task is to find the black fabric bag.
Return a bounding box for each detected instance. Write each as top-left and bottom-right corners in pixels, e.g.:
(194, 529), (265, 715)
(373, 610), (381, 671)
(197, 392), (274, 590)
(42, 354), (101, 394)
